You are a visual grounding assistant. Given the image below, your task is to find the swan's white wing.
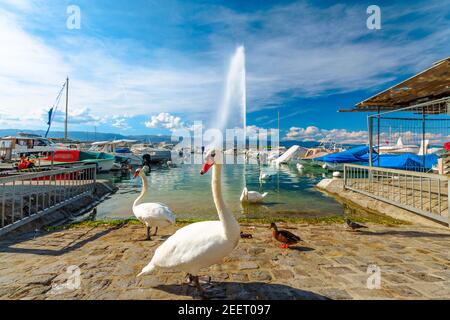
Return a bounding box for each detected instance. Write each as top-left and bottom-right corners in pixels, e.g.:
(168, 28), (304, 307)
(247, 191), (262, 201)
(149, 221), (236, 272)
(133, 203), (176, 224)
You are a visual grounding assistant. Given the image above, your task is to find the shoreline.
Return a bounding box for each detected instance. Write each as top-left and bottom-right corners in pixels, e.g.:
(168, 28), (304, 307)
(45, 211), (407, 233)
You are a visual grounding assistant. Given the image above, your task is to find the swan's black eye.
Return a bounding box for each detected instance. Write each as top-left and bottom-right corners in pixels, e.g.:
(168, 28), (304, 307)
(211, 151), (216, 157)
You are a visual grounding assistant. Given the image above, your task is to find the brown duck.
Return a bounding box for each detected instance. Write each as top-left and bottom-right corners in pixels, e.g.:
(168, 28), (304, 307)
(345, 219), (367, 231)
(270, 223), (301, 248)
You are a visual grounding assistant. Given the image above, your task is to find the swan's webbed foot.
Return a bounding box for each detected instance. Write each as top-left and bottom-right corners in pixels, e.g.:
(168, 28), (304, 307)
(198, 275), (211, 284)
(185, 273), (195, 286)
(145, 226), (152, 241)
(192, 275), (207, 300)
(185, 274), (210, 299)
(185, 274), (210, 284)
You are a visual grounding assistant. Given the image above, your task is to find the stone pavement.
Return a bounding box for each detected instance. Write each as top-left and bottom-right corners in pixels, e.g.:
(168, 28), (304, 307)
(0, 222), (449, 300)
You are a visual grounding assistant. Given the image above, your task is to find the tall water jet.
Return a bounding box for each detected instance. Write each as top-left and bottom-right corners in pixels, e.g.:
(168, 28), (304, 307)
(214, 46), (247, 147)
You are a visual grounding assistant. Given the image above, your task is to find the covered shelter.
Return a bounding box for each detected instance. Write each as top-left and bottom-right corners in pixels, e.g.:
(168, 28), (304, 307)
(339, 57), (450, 226)
(340, 57), (450, 114)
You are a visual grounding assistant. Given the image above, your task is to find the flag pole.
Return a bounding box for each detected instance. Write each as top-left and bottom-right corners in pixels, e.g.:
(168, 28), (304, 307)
(64, 77), (69, 143)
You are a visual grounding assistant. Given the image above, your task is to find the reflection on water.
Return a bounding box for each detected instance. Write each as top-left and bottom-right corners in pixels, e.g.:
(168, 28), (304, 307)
(95, 163), (343, 220)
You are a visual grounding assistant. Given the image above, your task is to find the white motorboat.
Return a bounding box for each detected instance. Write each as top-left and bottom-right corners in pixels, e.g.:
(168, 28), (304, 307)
(272, 145), (308, 165)
(89, 140), (142, 166)
(130, 143), (172, 163)
(0, 133), (56, 160)
(301, 139), (344, 164)
(377, 137), (420, 154)
(143, 148), (172, 162)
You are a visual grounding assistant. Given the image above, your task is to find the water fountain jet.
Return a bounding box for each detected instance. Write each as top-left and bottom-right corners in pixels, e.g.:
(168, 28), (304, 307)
(211, 46), (246, 150)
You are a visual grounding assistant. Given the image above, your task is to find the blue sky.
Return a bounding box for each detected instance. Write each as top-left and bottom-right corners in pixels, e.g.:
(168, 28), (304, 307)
(0, 0), (449, 143)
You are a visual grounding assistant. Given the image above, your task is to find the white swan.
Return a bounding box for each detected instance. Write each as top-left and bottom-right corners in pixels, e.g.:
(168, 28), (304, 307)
(137, 149), (240, 298)
(240, 187), (268, 203)
(259, 172), (273, 181)
(132, 168), (176, 240)
(296, 163), (304, 171)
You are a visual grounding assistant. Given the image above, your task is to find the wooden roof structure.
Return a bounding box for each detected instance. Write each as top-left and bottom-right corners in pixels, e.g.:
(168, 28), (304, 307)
(340, 57), (450, 114)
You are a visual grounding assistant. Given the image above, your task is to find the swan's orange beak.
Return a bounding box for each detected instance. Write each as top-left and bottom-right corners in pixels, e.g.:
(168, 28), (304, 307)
(200, 163), (213, 175)
(132, 170), (140, 179)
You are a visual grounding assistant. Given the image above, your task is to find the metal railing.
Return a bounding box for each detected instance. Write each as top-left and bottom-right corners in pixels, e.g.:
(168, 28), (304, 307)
(0, 164), (97, 236)
(367, 97), (450, 172)
(344, 164), (449, 226)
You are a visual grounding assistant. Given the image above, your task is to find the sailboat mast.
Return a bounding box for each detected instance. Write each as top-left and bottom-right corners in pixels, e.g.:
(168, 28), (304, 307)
(64, 77), (69, 143)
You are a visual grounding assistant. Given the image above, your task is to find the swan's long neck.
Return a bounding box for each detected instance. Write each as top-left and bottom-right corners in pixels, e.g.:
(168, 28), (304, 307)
(212, 164), (240, 239)
(134, 175), (148, 208)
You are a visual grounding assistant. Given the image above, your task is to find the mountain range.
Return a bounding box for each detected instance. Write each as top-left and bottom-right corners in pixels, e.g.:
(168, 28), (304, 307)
(0, 129), (172, 144)
(0, 129), (323, 148)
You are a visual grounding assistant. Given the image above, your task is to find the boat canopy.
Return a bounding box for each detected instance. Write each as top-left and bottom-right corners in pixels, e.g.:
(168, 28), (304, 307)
(91, 140), (137, 146)
(112, 139), (137, 144)
(91, 141), (111, 146)
(80, 151), (115, 161)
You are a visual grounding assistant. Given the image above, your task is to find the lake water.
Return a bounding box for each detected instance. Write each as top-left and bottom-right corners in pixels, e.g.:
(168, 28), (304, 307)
(95, 163), (344, 220)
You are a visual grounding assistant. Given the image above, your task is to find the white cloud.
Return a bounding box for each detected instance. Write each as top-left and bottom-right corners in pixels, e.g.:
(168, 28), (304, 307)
(246, 125), (278, 140)
(0, 112), (20, 127)
(285, 126), (450, 145)
(0, 0), (32, 11)
(381, 131), (449, 146)
(145, 112), (184, 130)
(285, 126), (368, 144)
(42, 107), (105, 127)
(0, 109), (42, 128)
(111, 117), (131, 130)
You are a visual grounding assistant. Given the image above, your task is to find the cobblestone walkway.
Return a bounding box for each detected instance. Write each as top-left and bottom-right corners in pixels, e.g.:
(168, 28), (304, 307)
(0, 222), (449, 300)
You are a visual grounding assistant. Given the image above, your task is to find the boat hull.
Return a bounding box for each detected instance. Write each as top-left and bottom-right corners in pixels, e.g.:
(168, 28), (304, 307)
(142, 150), (172, 163)
(42, 150), (116, 172)
(82, 159), (115, 172)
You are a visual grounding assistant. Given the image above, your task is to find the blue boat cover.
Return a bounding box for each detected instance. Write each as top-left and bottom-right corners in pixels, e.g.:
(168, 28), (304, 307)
(371, 153), (438, 170)
(315, 146), (370, 163)
(316, 145), (438, 170)
(115, 147), (131, 154)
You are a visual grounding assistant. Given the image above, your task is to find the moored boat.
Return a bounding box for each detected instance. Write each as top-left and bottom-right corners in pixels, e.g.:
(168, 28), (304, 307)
(301, 139), (345, 167)
(89, 140), (142, 167)
(0, 133), (56, 161)
(130, 143), (172, 163)
(42, 150), (115, 172)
